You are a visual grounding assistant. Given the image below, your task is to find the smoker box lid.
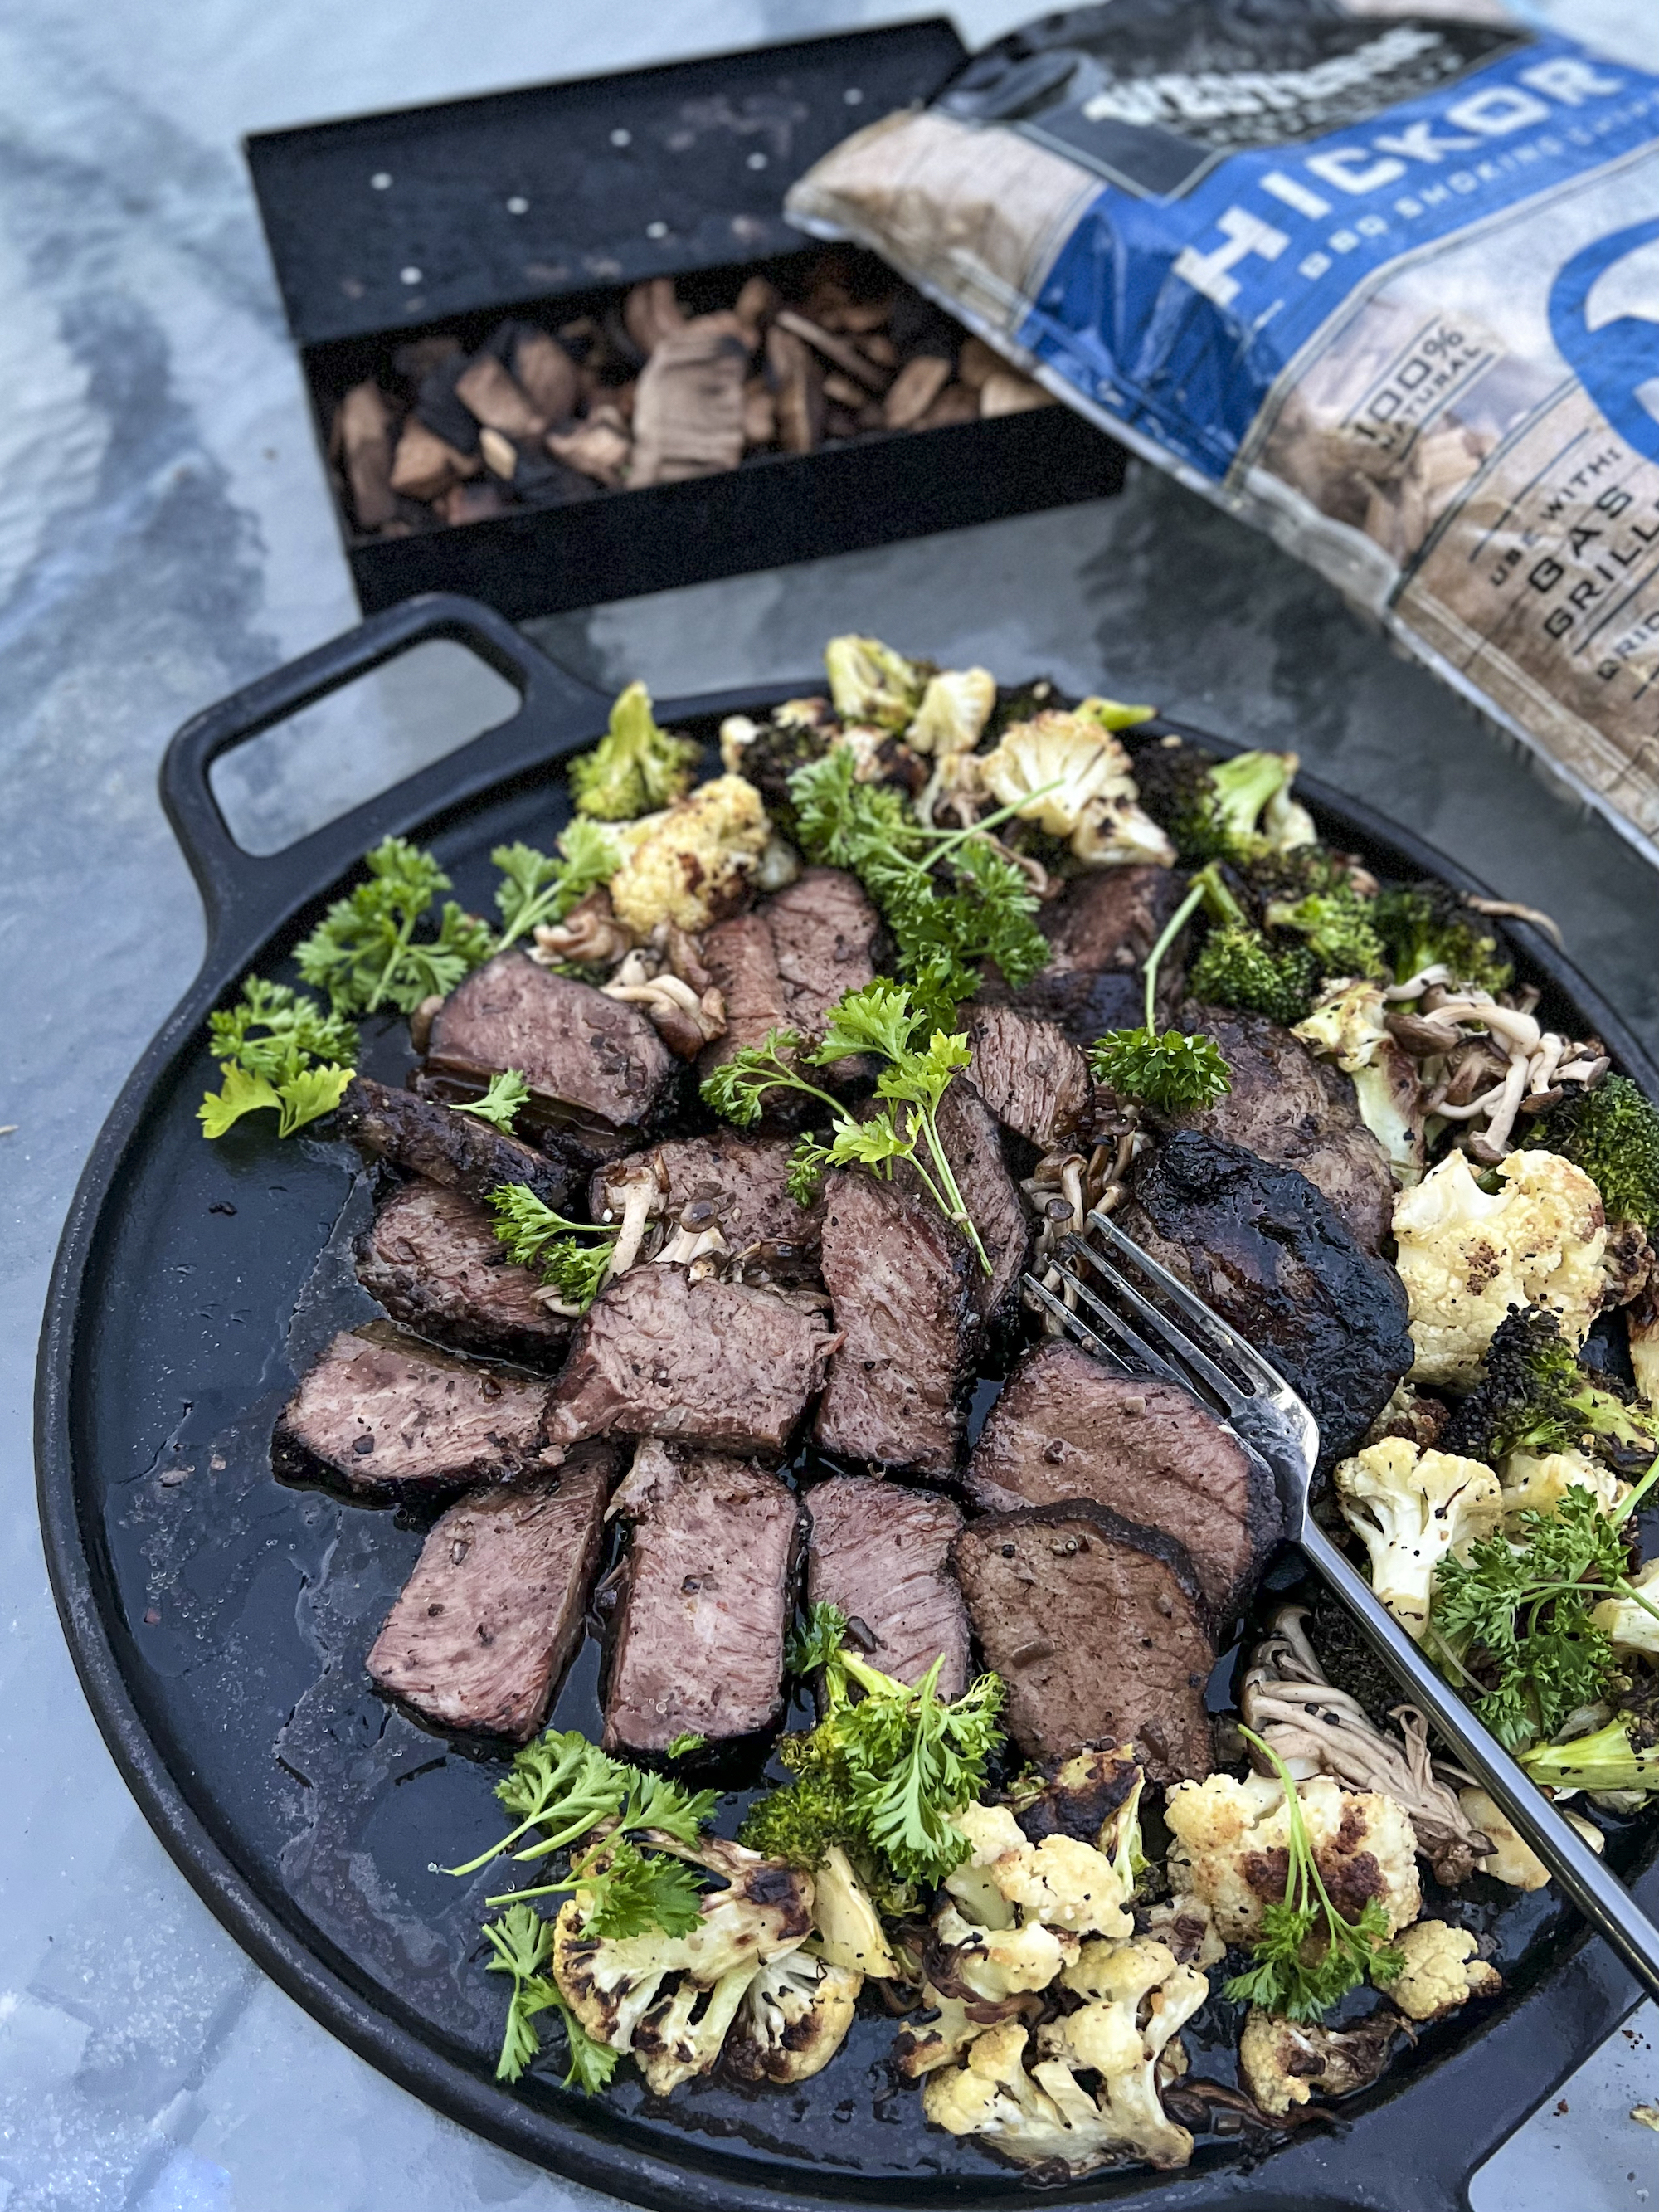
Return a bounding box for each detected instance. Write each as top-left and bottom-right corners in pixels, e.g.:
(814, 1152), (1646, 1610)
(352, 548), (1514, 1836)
(245, 20), (967, 348)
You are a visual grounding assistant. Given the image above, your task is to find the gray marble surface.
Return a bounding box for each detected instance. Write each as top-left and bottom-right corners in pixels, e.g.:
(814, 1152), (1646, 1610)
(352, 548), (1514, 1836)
(4, 1), (1659, 2206)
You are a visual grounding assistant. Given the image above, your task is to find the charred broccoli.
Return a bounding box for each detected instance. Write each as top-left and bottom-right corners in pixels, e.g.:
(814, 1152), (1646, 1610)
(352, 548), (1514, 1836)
(1263, 882), (1387, 982)
(1371, 882), (1512, 995)
(1131, 741), (1305, 869)
(1443, 1304), (1657, 1474)
(1524, 1074), (1659, 1233)
(569, 681), (700, 821)
(1188, 923), (1321, 1026)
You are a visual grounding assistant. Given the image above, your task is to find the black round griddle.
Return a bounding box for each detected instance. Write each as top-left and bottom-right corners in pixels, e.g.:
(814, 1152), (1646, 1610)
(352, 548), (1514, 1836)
(35, 592), (1659, 2212)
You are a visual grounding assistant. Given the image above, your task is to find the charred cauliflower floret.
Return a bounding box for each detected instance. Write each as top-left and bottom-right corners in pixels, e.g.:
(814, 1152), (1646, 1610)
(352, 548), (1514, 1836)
(975, 705), (1175, 868)
(908, 666), (996, 756)
(1392, 1148), (1607, 1387)
(824, 634), (927, 730)
(1501, 1446), (1623, 1522)
(922, 2018), (1127, 2174)
(551, 1839), (813, 2095)
(1164, 1772), (1421, 1946)
(1238, 2007), (1407, 2118)
(1591, 1558), (1659, 1657)
(1389, 1920), (1502, 2022)
(1457, 1786), (1605, 1888)
(1048, 1935), (1209, 2170)
(607, 774), (771, 935)
(1294, 981), (1425, 1185)
(809, 1844), (902, 1977)
(723, 1951), (862, 2083)
(925, 1902), (1078, 2001)
(945, 1801), (1135, 1940)
(1334, 1439), (1503, 1640)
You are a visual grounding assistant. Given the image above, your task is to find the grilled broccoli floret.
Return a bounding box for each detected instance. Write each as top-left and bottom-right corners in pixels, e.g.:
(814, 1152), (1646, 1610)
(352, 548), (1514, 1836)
(1131, 741), (1303, 869)
(1372, 881), (1512, 995)
(1263, 883), (1388, 981)
(1524, 1074), (1659, 1233)
(1188, 923), (1320, 1026)
(736, 1771), (854, 1869)
(1443, 1303), (1657, 1473)
(570, 680), (700, 821)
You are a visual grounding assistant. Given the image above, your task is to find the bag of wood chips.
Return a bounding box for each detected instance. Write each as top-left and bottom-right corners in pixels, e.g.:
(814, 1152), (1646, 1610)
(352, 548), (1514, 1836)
(786, 2), (1659, 861)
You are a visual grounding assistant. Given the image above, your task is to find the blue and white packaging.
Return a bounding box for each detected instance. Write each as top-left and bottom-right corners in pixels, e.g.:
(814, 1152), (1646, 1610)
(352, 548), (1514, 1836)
(787, 3), (1659, 860)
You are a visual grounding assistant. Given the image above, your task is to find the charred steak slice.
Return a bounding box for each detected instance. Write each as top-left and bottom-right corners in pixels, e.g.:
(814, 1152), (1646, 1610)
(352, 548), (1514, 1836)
(764, 867), (879, 1031)
(967, 1342), (1280, 1625)
(428, 952), (676, 1152)
(1162, 1006), (1394, 1254)
(698, 913), (783, 1073)
(806, 1477), (969, 1697)
(545, 1264), (837, 1456)
(814, 1172), (976, 1478)
(1013, 865), (1188, 1045)
(967, 1005), (1091, 1152)
(953, 1503), (1214, 1781)
(591, 1132), (825, 1278)
(366, 1442), (619, 1741)
(604, 1440), (800, 1752)
(274, 1323), (552, 1498)
(336, 1075), (576, 1211)
(1117, 1131), (1413, 1464)
(357, 1178), (571, 1363)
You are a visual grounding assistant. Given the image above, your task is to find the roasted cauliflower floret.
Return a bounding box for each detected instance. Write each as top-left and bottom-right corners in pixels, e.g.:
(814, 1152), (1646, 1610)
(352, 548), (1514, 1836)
(893, 1989), (1012, 2079)
(1389, 1920), (1502, 2022)
(809, 1844), (902, 1976)
(924, 1902), (1077, 2001)
(607, 773), (771, 934)
(1238, 2007), (1406, 2118)
(1392, 1148), (1607, 1386)
(975, 705), (1175, 867)
(1050, 1935), (1209, 2170)
(922, 2019), (1127, 2173)
(908, 666), (995, 755)
(944, 1800), (1135, 1940)
(1456, 1786), (1604, 1889)
(551, 1841), (813, 2095)
(1591, 1557), (1659, 1657)
(1164, 1772), (1421, 1945)
(1294, 980), (1425, 1184)
(824, 633), (927, 730)
(1501, 1446), (1623, 1522)
(724, 1951), (863, 2083)
(1334, 1439), (1503, 1639)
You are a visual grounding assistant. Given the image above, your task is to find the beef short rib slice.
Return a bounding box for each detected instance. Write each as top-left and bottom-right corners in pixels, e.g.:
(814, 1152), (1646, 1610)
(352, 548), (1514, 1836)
(1118, 1131), (1413, 1464)
(953, 1503), (1214, 1781)
(544, 1264), (838, 1458)
(428, 952), (676, 1155)
(1011, 865), (1189, 1045)
(806, 1477), (969, 1697)
(604, 1441), (800, 1752)
(357, 1178), (571, 1364)
(930, 1080), (1031, 1333)
(591, 1131), (825, 1278)
(336, 1076), (577, 1211)
(698, 868), (878, 1094)
(274, 1323), (552, 1499)
(366, 1442), (619, 1742)
(966, 1005), (1091, 1153)
(814, 1172), (977, 1478)
(968, 1342), (1280, 1625)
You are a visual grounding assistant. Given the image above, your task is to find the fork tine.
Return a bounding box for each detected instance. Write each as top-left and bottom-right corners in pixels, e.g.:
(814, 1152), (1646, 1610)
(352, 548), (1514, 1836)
(1053, 1255), (1196, 1391)
(1063, 1237), (1248, 1414)
(1089, 1211), (1292, 1397)
(1022, 1272), (1136, 1372)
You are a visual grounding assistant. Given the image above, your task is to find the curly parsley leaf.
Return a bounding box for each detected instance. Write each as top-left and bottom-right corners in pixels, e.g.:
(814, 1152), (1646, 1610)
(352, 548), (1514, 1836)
(199, 977), (357, 1141)
(451, 1069), (530, 1134)
(493, 823), (620, 952)
(483, 1906), (619, 2091)
(294, 836), (494, 1015)
(698, 1027), (842, 1131)
(486, 1183), (616, 1310)
(569, 1839), (706, 1941)
(1089, 1025), (1232, 1112)
(664, 1732), (708, 1759)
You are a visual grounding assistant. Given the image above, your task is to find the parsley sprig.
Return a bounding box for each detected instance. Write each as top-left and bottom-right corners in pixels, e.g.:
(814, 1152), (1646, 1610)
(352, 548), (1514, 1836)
(492, 823), (620, 952)
(483, 1903), (620, 2090)
(198, 977), (357, 1140)
(487, 1183), (617, 1310)
(1089, 867), (1231, 1111)
(451, 1069), (529, 1133)
(296, 835), (494, 1015)
(1224, 1729), (1404, 2022)
(701, 981), (992, 1273)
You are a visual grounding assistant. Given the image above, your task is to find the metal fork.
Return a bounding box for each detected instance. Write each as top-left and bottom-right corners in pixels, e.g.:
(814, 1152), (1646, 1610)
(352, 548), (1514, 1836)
(1029, 1211), (1659, 2005)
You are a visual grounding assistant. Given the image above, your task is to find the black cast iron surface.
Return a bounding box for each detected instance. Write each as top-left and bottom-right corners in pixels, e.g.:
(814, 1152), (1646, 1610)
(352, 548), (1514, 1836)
(36, 593), (1659, 2212)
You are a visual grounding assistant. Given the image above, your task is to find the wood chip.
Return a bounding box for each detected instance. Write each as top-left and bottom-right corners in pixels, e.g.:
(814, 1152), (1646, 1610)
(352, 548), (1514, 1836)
(823, 371), (869, 410)
(624, 277), (686, 356)
(455, 355), (547, 440)
(773, 307), (888, 392)
(734, 275), (781, 339)
(509, 331), (580, 422)
(546, 405), (632, 488)
(337, 381), (397, 529)
(479, 426), (518, 480)
(916, 382), (980, 431)
(436, 479), (513, 526)
(980, 370), (1055, 417)
(630, 328), (747, 485)
(742, 377), (776, 446)
(766, 324), (825, 455)
(392, 334), (463, 382)
(388, 418), (479, 501)
(836, 300), (895, 334)
(957, 335), (1005, 390)
(883, 354), (952, 429)
(856, 331), (898, 368)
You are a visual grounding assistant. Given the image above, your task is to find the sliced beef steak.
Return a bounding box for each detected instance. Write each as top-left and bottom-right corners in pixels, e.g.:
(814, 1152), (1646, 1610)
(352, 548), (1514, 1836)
(366, 1443), (618, 1741)
(1117, 1131), (1413, 1464)
(357, 1178), (571, 1363)
(428, 952), (676, 1152)
(967, 1342), (1279, 1625)
(933, 1081), (1031, 1330)
(1162, 1006), (1394, 1253)
(336, 1075), (576, 1211)
(591, 1131), (824, 1278)
(1041, 865), (1186, 977)
(806, 1477), (969, 1697)
(698, 868), (878, 1087)
(699, 913), (782, 1068)
(814, 1172), (976, 1477)
(604, 1441), (800, 1752)
(967, 1005), (1090, 1152)
(544, 1264), (837, 1457)
(953, 1503), (1214, 1781)
(274, 1323), (552, 1498)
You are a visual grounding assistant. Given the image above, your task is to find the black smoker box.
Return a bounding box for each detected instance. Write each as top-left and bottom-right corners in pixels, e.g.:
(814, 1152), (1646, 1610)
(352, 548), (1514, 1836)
(244, 20), (1127, 622)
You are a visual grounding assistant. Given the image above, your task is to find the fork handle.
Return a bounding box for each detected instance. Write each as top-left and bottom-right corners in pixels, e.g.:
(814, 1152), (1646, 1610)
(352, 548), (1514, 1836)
(1300, 1519), (1659, 2005)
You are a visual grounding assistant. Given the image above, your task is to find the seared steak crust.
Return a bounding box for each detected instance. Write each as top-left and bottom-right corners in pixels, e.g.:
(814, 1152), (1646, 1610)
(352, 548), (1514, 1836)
(813, 1172), (976, 1477)
(336, 1075), (576, 1211)
(357, 1178), (570, 1363)
(274, 1323), (552, 1498)
(365, 1444), (618, 1741)
(953, 1503), (1214, 1781)
(1119, 1132), (1413, 1464)
(967, 1005), (1091, 1152)
(604, 1441), (801, 1751)
(967, 1342), (1280, 1625)
(1000, 866), (1188, 1045)
(697, 868), (878, 1089)
(806, 1476), (969, 1697)
(591, 1131), (825, 1275)
(545, 1264), (838, 1456)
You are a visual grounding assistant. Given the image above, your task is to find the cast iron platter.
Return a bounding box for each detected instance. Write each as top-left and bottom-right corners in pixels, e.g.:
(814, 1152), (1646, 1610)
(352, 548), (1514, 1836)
(35, 592), (1659, 2212)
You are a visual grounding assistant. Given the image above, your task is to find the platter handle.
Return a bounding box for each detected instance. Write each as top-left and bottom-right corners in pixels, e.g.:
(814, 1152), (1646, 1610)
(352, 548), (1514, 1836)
(158, 592), (611, 982)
